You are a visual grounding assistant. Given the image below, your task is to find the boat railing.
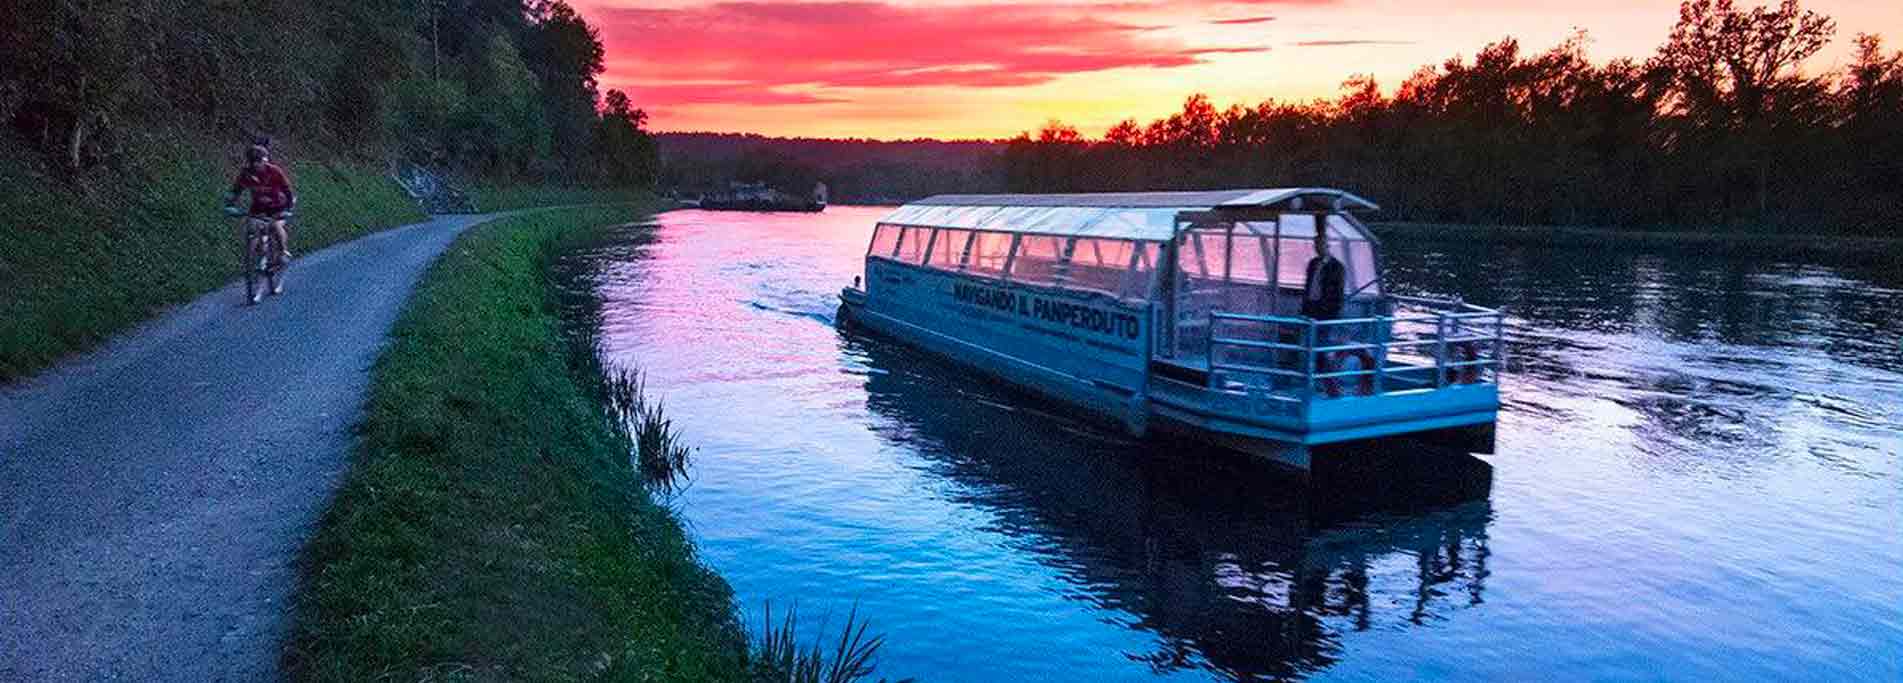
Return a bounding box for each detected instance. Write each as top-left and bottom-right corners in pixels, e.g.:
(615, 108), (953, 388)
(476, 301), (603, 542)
(1203, 295), (1505, 404)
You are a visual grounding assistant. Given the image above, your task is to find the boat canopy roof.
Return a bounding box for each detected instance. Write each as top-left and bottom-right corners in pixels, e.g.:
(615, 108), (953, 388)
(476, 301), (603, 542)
(881, 188), (1380, 243)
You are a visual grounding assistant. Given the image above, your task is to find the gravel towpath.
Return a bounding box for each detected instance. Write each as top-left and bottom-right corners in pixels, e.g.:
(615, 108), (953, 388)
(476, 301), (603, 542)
(0, 213), (497, 681)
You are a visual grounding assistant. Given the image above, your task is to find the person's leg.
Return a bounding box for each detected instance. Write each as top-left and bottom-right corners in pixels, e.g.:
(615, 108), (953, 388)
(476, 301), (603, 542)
(271, 218), (291, 261)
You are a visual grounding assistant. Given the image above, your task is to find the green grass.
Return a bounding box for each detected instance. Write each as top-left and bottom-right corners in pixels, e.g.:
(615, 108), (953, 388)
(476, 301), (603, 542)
(284, 206), (750, 681)
(474, 183), (655, 212)
(0, 134), (426, 381)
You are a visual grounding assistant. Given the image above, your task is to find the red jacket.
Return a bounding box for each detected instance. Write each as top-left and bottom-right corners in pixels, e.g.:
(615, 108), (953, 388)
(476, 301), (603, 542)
(230, 163), (295, 215)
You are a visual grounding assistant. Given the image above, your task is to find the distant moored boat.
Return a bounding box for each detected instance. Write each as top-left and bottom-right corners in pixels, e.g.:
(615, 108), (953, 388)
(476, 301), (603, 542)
(699, 180), (827, 212)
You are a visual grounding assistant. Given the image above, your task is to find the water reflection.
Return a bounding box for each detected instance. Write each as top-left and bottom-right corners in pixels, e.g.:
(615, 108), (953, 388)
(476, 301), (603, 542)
(849, 334), (1494, 680)
(1384, 245), (1903, 374)
(578, 208), (1903, 682)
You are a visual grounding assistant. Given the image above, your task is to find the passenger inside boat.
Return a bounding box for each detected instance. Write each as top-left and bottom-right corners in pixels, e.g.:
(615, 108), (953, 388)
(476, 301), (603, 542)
(1300, 228), (1346, 322)
(1303, 228), (1379, 395)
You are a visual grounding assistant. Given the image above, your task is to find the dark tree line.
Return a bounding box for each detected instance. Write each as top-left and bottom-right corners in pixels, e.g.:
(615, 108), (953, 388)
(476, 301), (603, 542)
(1001, 0), (1903, 235)
(0, 0), (658, 187)
(657, 133), (1006, 203)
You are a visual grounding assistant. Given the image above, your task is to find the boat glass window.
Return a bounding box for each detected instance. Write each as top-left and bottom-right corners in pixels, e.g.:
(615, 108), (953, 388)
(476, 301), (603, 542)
(1070, 238), (1139, 296)
(895, 226), (929, 264)
(1124, 242), (1161, 300)
(868, 224), (901, 257)
(968, 231), (1013, 276)
(1011, 235), (1069, 286)
(1273, 215), (1318, 287)
(1226, 229), (1273, 284)
(927, 228), (972, 269)
(1180, 230), (1231, 288)
(1328, 214), (1381, 296)
(1270, 214), (1380, 296)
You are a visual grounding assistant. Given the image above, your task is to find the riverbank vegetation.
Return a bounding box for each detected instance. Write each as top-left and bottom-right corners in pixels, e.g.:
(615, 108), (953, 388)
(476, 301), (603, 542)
(999, 0), (1902, 235)
(473, 183), (654, 213)
(0, 1), (664, 379)
(285, 206), (750, 680)
(287, 206), (907, 681)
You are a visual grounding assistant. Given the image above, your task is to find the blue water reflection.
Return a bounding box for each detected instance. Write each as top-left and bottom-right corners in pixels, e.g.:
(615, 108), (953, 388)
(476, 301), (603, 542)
(573, 207), (1902, 681)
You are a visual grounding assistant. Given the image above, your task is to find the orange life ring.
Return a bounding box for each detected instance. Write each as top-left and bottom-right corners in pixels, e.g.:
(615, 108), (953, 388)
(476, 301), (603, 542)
(1323, 347), (1378, 397)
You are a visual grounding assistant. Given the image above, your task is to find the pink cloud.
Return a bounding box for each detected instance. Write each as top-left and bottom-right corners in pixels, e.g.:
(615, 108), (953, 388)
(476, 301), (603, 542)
(585, 1), (1266, 108)
(1291, 39), (1416, 46)
(1211, 15), (1277, 25)
(607, 83), (849, 106)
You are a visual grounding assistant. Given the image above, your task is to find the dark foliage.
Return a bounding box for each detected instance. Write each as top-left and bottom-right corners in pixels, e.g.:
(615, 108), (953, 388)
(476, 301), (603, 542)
(658, 133), (1006, 203)
(998, 1), (1902, 235)
(0, 0), (658, 187)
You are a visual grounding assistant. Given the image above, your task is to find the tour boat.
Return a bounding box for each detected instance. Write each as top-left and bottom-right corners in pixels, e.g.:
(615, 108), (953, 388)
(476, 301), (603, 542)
(837, 189), (1503, 469)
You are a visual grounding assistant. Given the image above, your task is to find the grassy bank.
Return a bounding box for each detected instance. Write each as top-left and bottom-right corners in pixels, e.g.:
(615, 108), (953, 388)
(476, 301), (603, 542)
(1372, 221), (1903, 262)
(285, 206), (750, 680)
(0, 135), (426, 381)
(473, 183), (655, 213)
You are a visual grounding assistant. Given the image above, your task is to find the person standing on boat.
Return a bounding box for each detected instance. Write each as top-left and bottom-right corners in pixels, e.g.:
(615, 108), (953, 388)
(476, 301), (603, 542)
(1301, 227), (1346, 321)
(1303, 227), (1352, 395)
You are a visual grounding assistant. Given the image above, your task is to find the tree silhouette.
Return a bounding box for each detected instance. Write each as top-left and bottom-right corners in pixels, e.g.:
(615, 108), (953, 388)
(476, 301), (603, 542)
(997, 0), (1899, 236)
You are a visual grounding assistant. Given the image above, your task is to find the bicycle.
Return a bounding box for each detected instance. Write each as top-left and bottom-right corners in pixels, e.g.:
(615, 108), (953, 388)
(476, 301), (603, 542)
(225, 206), (291, 304)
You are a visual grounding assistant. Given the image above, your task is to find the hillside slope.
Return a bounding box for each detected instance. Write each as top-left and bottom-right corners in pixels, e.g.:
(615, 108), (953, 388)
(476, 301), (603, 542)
(0, 136), (425, 381)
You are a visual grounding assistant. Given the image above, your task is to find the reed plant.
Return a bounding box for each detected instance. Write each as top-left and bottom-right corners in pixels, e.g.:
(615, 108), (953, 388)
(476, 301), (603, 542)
(748, 602), (912, 683)
(603, 366), (694, 493)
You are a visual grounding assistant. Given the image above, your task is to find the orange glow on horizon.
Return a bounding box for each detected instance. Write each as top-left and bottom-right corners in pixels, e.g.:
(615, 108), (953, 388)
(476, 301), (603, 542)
(569, 0), (1903, 140)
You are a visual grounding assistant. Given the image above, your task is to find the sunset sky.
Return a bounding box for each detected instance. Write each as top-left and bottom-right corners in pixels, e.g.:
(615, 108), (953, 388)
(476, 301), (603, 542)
(568, 0), (1903, 140)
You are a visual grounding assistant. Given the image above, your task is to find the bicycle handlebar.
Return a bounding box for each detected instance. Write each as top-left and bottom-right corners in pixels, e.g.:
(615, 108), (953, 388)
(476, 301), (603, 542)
(223, 206), (293, 219)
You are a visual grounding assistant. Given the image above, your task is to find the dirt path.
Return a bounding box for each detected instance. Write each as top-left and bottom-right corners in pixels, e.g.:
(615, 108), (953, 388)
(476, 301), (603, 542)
(0, 213), (497, 680)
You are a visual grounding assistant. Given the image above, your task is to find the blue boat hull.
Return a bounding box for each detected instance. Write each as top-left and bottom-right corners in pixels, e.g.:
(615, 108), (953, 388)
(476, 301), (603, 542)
(840, 259), (1498, 470)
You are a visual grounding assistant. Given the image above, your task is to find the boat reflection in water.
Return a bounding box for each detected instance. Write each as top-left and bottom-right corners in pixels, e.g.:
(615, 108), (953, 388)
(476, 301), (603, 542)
(846, 331), (1495, 680)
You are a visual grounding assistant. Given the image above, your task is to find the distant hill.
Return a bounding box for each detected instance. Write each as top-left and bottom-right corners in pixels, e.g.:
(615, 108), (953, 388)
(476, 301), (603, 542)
(656, 132), (1006, 204)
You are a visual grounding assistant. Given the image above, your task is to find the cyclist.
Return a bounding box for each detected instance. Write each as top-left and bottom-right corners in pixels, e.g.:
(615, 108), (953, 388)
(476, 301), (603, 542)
(224, 144), (295, 262)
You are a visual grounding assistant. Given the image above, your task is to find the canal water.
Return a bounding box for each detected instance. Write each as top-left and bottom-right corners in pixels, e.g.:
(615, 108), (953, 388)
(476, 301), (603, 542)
(571, 206), (1901, 681)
